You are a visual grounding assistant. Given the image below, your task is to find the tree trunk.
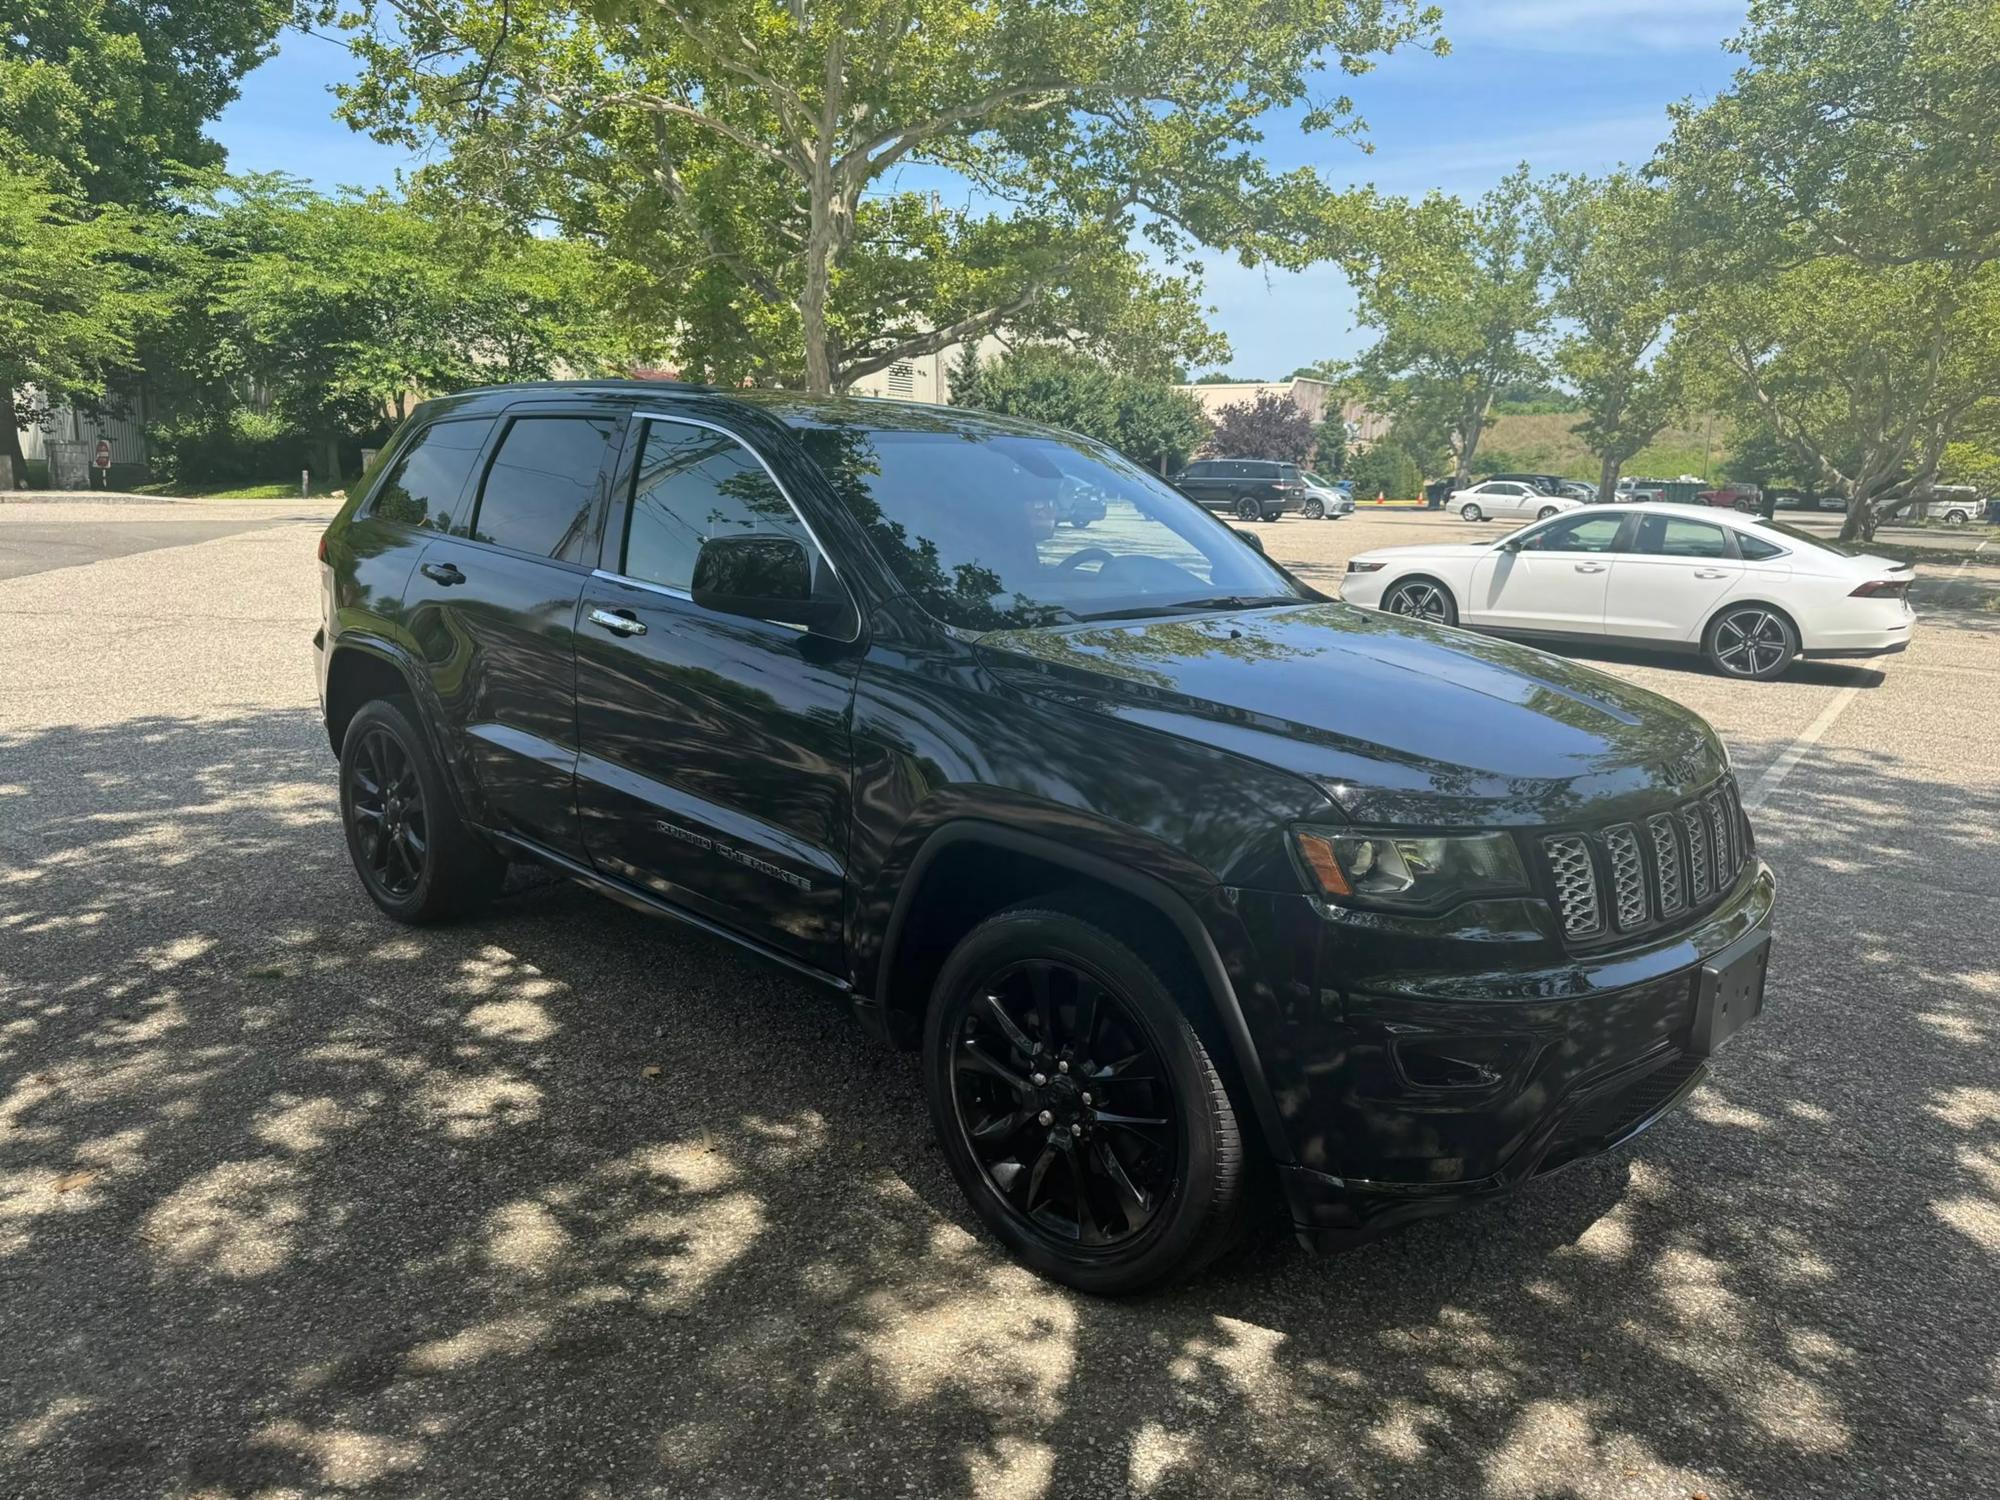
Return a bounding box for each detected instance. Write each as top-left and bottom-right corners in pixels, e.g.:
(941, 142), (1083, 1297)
(1, 406), (26, 490)
(1598, 454), (1622, 504)
(801, 173), (836, 394)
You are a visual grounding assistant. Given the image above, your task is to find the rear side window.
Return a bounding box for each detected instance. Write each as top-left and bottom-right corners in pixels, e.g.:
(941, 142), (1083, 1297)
(367, 418), (494, 533)
(469, 415), (619, 560)
(1737, 532), (1785, 561)
(1640, 515), (1729, 558)
(621, 420), (808, 592)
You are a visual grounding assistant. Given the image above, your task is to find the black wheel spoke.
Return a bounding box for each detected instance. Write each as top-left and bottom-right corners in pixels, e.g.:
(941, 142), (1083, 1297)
(968, 1106), (1031, 1154)
(1093, 1137), (1150, 1229)
(978, 992), (1036, 1061)
(1072, 981), (1101, 1058)
(955, 1038), (1033, 1095)
(1026, 962), (1056, 1048)
(1067, 1151), (1104, 1245)
(1093, 1051), (1157, 1086)
(1023, 1140), (1059, 1215)
(1095, 1110), (1170, 1146)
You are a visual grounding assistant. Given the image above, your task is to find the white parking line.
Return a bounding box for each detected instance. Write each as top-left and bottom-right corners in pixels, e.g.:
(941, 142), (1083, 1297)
(1742, 535), (1989, 813)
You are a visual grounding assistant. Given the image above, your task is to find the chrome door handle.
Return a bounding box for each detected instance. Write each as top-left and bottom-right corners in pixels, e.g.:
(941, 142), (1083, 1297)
(1573, 562), (1606, 573)
(589, 607), (647, 637)
(1693, 568), (1730, 578)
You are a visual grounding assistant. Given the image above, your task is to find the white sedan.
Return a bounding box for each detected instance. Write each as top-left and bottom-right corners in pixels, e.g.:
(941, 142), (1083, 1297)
(1449, 480), (1581, 522)
(1338, 503), (1915, 680)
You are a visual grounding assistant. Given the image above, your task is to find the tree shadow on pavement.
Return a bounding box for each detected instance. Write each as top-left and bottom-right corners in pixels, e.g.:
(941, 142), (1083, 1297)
(2, 707), (1996, 1499)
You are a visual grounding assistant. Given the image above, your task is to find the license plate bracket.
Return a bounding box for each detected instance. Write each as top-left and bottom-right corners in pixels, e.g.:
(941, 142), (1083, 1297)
(1690, 929), (1770, 1057)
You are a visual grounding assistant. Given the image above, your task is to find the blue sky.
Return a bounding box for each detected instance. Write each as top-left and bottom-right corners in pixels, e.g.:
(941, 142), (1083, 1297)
(213, 1), (1749, 377)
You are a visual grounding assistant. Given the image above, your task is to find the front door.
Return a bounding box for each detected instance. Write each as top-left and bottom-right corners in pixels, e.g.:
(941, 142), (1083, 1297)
(406, 409), (622, 858)
(1603, 513), (1746, 642)
(573, 415), (859, 971)
(1465, 510), (1631, 634)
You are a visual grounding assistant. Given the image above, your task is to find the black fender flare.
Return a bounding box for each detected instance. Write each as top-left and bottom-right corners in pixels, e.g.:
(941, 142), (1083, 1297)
(879, 819), (1294, 1165)
(323, 634), (483, 824)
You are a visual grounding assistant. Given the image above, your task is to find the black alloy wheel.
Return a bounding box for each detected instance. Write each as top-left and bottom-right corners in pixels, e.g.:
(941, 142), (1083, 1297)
(1301, 495), (1326, 521)
(925, 904), (1247, 1294)
(1382, 577), (1458, 626)
(1705, 605), (1798, 680)
(1234, 496), (1261, 522)
(339, 698), (506, 922)
(347, 726), (427, 899)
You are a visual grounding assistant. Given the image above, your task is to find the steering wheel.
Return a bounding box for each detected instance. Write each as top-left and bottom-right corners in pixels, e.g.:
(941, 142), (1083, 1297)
(1057, 547), (1116, 573)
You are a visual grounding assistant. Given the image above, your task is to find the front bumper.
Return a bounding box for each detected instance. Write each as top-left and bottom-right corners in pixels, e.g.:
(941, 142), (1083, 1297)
(1220, 861), (1777, 1249)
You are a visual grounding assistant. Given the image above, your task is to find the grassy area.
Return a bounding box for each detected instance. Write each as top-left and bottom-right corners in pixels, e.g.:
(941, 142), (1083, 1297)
(133, 478), (350, 500)
(1480, 411), (1733, 482)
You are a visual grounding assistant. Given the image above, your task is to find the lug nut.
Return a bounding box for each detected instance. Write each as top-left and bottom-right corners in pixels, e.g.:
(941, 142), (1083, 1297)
(1070, 1123), (1083, 1137)
(1031, 1072), (1047, 1088)
(1080, 1092), (1093, 1106)
(1037, 1110), (1054, 1126)
(1058, 1060), (1070, 1074)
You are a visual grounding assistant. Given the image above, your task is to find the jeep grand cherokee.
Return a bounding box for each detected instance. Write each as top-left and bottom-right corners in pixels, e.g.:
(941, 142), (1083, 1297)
(315, 382), (1775, 1294)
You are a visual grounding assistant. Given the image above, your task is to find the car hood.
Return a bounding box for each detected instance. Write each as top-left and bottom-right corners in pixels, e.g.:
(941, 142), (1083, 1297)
(974, 602), (1724, 827)
(1353, 543), (1493, 564)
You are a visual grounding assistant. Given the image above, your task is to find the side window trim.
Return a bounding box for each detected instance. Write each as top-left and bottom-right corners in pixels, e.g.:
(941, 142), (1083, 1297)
(360, 414), (494, 531)
(606, 412), (850, 589)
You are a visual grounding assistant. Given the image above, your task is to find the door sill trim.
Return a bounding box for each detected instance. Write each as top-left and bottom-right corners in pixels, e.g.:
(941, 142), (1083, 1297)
(482, 828), (853, 995)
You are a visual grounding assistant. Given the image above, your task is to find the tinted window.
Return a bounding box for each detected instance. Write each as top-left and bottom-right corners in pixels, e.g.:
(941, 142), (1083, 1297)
(1737, 533), (1785, 561)
(623, 421), (808, 593)
(798, 424), (1306, 631)
(368, 418), (493, 532)
(469, 415), (618, 558)
(1638, 515), (1729, 558)
(1522, 513), (1626, 552)
(1181, 462), (1213, 479)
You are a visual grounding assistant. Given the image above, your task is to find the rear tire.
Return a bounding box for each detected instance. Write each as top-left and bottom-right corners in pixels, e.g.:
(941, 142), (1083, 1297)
(339, 698), (506, 923)
(924, 902), (1248, 1295)
(1460, 502), (1484, 522)
(1704, 605), (1799, 681)
(1234, 496), (1261, 522)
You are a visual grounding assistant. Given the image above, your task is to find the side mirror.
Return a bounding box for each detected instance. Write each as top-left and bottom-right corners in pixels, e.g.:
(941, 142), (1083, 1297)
(690, 534), (850, 635)
(1497, 537), (1522, 553)
(1238, 529), (1265, 553)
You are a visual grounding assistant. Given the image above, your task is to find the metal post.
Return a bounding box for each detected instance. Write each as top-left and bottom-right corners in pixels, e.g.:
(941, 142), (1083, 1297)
(301, 470), (310, 498)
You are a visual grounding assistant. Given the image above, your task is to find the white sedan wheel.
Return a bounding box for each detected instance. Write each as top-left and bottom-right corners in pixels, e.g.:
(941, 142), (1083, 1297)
(1460, 502), (1484, 522)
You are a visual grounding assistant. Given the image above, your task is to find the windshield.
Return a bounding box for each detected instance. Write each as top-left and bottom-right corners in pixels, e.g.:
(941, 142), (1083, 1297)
(797, 424), (1310, 630)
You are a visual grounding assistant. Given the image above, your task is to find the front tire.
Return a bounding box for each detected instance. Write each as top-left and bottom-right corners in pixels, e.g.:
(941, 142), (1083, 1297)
(1537, 505), (1559, 520)
(339, 698), (505, 922)
(924, 903), (1248, 1295)
(1234, 496), (1261, 522)
(1301, 496), (1326, 521)
(1705, 605), (1799, 681)
(1460, 502), (1484, 522)
(1382, 576), (1458, 626)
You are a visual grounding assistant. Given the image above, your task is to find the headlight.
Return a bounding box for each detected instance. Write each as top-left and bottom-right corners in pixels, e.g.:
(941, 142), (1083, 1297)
(1346, 560), (1385, 573)
(1293, 829), (1529, 912)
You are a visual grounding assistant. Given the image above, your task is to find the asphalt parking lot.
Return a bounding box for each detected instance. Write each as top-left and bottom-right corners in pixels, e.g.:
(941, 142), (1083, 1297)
(4, 496), (1998, 1500)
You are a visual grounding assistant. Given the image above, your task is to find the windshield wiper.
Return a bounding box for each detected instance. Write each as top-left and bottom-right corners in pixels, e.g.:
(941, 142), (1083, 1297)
(1074, 595), (1302, 623)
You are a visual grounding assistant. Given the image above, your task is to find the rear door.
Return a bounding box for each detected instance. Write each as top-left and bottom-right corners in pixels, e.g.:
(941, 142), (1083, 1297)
(1604, 513), (1745, 643)
(573, 414), (860, 970)
(406, 407), (623, 858)
(1465, 510), (1631, 634)
(1174, 461), (1222, 510)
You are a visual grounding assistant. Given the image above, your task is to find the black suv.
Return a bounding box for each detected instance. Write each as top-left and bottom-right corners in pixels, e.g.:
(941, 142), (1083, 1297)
(1169, 459), (1307, 521)
(317, 382), (1775, 1293)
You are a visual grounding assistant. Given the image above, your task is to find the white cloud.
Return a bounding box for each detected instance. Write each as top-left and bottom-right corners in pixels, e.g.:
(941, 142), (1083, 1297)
(1444, 0), (1747, 54)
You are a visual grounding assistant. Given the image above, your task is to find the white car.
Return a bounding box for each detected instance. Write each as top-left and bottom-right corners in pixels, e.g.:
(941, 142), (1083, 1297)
(1339, 503), (1915, 680)
(1450, 481), (1581, 522)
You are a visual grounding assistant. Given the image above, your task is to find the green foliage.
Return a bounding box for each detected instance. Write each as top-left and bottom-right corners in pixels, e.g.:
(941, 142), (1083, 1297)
(1345, 166), (1550, 482)
(314, 0), (1442, 391)
(1940, 440), (2000, 497)
(1208, 392), (1316, 464)
(1538, 172), (1683, 495)
(0, 2), (287, 205)
(147, 406), (314, 489)
(1348, 441), (1421, 500)
(966, 346), (1209, 473)
(1311, 410), (1348, 476)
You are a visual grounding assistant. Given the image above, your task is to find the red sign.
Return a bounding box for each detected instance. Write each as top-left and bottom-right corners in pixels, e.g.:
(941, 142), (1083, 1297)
(92, 439), (112, 470)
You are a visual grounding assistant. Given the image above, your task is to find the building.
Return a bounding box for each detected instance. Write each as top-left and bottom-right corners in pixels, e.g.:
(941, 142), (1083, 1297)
(1172, 376), (1389, 449)
(9, 388), (150, 488)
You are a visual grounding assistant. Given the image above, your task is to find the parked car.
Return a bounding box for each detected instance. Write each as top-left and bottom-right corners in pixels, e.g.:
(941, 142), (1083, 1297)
(1698, 484), (1762, 512)
(1169, 458), (1306, 521)
(1450, 480), (1581, 522)
(1616, 476), (1672, 503)
(317, 383), (1774, 1293)
(1339, 502), (1914, 680)
(1931, 487), (1985, 526)
(1299, 472), (1354, 520)
(1054, 476), (1109, 528)
(1482, 472), (1569, 495)
(1558, 480), (1599, 503)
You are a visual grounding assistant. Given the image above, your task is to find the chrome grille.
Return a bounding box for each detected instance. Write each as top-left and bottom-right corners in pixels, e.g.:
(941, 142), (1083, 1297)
(1604, 824), (1648, 931)
(1543, 835), (1601, 938)
(1648, 814), (1685, 915)
(1539, 777), (1749, 946)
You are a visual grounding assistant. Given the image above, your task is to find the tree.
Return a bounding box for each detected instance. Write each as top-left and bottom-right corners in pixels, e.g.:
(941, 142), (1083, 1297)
(1538, 173), (1683, 501)
(0, 159), (156, 479)
(1348, 441), (1420, 501)
(1208, 391), (1315, 464)
(967, 346), (1208, 474)
(0, 2), (286, 205)
(1311, 409), (1348, 476)
(1677, 258), (2000, 538)
(317, 0), (1440, 392)
(1346, 167), (1550, 485)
